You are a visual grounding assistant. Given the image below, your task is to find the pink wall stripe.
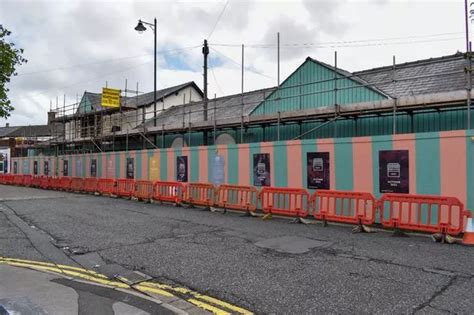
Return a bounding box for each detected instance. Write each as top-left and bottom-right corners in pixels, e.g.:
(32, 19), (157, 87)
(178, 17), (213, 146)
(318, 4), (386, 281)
(317, 138), (336, 190)
(392, 133), (417, 194)
(439, 130), (467, 207)
(238, 144), (250, 186)
(167, 149), (174, 181)
(260, 143), (275, 187)
(287, 140), (302, 188)
(216, 145), (228, 184)
(198, 146), (208, 183)
(119, 152), (125, 179)
(352, 137), (374, 193)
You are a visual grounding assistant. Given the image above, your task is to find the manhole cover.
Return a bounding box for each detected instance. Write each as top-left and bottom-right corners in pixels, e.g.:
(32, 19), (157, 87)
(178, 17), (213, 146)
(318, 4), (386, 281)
(255, 236), (331, 254)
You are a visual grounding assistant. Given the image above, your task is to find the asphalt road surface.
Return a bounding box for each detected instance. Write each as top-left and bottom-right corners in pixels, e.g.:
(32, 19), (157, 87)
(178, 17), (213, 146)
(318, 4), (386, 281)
(1, 184), (473, 314)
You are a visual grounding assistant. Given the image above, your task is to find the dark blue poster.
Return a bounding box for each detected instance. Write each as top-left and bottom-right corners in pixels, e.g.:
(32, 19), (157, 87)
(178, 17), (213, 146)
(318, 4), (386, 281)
(379, 150), (409, 193)
(307, 152), (330, 190)
(253, 153), (271, 186)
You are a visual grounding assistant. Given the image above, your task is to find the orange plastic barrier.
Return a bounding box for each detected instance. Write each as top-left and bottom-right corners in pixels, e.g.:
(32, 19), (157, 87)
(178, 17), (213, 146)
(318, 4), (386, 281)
(215, 184), (258, 212)
(13, 175), (24, 186)
(115, 179), (135, 198)
(40, 176), (51, 189)
(83, 178), (99, 193)
(153, 181), (185, 204)
(0, 174), (4, 184)
(4, 174), (14, 185)
(260, 187), (310, 217)
(59, 177), (72, 191)
(184, 183), (216, 208)
(49, 177), (61, 190)
(310, 190), (377, 225)
(97, 179), (116, 195)
(31, 176), (41, 187)
(70, 177), (84, 192)
(135, 180), (154, 200)
(23, 175), (33, 187)
(379, 193), (470, 236)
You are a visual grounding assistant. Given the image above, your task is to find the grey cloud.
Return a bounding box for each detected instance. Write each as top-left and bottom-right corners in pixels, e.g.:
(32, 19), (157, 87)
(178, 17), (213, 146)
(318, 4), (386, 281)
(261, 15), (320, 61)
(302, 0), (348, 36)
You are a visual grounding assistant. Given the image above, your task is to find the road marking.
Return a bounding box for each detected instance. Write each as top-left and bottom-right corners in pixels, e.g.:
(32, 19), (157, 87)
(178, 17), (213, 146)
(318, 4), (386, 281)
(0, 256), (107, 278)
(0, 256), (254, 315)
(188, 299), (232, 315)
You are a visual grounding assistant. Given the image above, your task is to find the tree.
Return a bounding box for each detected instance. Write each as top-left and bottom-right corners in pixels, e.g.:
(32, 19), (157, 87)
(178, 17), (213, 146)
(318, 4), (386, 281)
(0, 25), (27, 118)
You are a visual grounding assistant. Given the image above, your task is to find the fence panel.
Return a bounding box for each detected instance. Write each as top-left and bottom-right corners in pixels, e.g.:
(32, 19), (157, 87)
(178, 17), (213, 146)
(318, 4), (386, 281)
(70, 177), (84, 192)
(135, 180), (154, 201)
(116, 179), (135, 198)
(153, 181), (185, 205)
(311, 190), (377, 225)
(260, 187), (310, 217)
(379, 193), (470, 236)
(215, 184), (259, 213)
(97, 179), (116, 195)
(83, 178), (99, 193)
(184, 183), (216, 208)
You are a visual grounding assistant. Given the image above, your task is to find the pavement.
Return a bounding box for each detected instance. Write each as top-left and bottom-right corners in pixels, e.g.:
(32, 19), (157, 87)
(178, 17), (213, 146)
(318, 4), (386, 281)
(1, 184), (474, 314)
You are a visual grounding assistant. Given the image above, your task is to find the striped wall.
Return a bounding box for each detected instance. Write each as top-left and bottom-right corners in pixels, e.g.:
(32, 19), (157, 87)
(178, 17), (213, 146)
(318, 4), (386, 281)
(12, 130), (474, 211)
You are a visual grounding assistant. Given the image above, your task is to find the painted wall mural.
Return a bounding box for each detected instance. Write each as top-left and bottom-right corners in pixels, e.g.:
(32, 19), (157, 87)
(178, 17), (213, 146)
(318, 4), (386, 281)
(11, 130), (474, 211)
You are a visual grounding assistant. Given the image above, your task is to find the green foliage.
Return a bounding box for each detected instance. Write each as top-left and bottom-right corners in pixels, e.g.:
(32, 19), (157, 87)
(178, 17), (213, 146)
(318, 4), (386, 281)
(0, 25), (27, 118)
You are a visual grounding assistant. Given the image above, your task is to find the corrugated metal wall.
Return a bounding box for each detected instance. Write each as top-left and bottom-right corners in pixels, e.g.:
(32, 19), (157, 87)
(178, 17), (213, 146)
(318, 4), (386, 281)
(251, 59), (387, 116)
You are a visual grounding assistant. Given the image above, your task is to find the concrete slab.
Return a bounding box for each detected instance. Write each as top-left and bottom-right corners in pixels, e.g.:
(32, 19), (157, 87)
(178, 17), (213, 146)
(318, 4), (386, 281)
(254, 235), (331, 254)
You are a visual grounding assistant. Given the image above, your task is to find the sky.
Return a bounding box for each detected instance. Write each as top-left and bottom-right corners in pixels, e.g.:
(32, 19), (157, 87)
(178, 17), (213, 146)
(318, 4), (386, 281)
(0, 0), (467, 126)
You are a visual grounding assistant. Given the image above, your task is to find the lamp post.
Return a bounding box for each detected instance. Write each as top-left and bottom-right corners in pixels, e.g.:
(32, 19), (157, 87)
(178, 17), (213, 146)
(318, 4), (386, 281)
(135, 18), (157, 130)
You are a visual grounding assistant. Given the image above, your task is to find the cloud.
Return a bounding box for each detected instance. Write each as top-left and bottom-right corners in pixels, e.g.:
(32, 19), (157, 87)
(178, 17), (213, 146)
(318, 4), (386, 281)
(0, 0), (465, 127)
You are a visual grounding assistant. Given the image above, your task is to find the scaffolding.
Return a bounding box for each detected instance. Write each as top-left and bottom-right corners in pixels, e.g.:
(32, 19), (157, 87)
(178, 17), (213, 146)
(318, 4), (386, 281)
(29, 51), (473, 157)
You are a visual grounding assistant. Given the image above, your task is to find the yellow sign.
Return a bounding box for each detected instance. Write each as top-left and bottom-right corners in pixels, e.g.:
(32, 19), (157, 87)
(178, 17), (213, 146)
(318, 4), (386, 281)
(101, 88), (121, 108)
(149, 157), (159, 180)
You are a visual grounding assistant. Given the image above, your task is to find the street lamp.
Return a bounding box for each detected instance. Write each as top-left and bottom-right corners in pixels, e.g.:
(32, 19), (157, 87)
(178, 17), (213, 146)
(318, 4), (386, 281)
(134, 18), (157, 130)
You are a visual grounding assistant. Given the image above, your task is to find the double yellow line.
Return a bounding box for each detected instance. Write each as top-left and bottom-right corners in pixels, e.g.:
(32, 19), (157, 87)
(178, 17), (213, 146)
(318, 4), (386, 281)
(0, 256), (253, 315)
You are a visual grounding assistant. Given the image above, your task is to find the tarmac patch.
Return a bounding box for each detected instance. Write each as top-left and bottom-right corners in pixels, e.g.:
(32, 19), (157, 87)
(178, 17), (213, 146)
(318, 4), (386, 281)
(254, 236), (331, 254)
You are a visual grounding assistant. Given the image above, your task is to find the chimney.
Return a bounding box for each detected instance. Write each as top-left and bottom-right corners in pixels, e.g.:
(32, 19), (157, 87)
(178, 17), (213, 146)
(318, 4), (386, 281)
(5, 123), (9, 128)
(47, 111), (56, 125)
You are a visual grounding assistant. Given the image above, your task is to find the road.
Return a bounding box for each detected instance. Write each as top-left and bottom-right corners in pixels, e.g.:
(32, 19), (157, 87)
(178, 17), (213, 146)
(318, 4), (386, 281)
(1, 184), (473, 314)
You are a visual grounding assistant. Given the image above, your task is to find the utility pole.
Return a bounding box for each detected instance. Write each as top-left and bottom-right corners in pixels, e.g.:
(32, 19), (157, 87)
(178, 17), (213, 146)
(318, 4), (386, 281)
(203, 39), (209, 144)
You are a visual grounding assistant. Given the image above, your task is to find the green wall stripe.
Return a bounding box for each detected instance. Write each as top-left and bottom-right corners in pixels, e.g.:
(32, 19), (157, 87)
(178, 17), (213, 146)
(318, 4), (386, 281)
(207, 146), (216, 183)
(115, 153), (120, 178)
(274, 142), (288, 187)
(416, 132), (441, 224)
(371, 135), (393, 198)
(467, 131), (474, 212)
(159, 150), (168, 181)
(190, 147), (199, 182)
(334, 138), (354, 190)
(227, 144), (239, 184)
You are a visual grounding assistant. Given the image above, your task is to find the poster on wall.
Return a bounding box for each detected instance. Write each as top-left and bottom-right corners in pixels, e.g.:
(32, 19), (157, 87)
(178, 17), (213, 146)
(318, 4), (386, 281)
(149, 157), (159, 180)
(126, 158), (134, 179)
(90, 159), (97, 177)
(379, 150), (409, 193)
(44, 161), (49, 176)
(212, 155), (225, 185)
(63, 160), (69, 176)
(253, 153), (271, 186)
(33, 161), (38, 175)
(107, 159), (114, 178)
(76, 159), (82, 177)
(306, 152), (330, 189)
(176, 156), (188, 182)
(13, 161), (17, 174)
